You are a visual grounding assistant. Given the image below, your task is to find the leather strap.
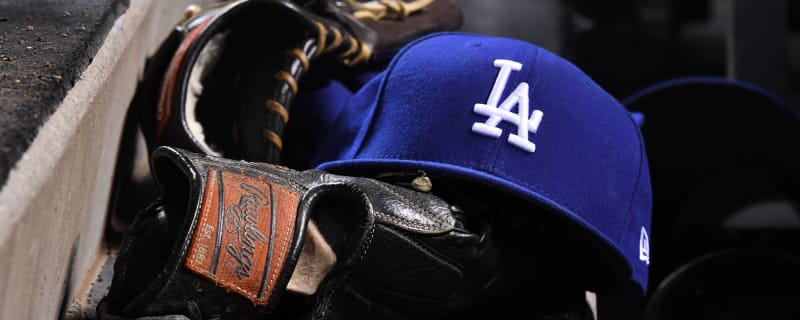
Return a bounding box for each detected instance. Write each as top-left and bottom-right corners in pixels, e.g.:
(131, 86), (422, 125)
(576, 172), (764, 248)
(184, 167), (301, 306)
(109, 147), (313, 319)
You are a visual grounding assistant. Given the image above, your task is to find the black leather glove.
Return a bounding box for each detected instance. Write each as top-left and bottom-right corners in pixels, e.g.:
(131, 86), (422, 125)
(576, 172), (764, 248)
(98, 146), (504, 320)
(133, 0), (462, 164)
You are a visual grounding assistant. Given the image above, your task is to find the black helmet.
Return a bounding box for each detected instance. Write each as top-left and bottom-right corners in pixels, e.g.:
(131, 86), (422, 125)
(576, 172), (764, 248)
(642, 247), (800, 320)
(619, 77), (800, 319)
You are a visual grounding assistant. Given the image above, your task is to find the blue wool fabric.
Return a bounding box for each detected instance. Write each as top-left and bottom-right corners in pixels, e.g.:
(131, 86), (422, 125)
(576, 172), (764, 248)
(281, 78), (354, 169)
(314, 33), (653, 295)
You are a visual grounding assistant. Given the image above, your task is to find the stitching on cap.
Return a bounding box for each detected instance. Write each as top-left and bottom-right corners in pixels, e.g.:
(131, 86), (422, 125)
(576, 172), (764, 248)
(616, 124), (647, 244)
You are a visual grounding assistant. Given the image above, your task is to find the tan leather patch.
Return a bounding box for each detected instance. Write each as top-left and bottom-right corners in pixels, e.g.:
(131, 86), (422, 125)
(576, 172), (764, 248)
(186, 168), (300, 305)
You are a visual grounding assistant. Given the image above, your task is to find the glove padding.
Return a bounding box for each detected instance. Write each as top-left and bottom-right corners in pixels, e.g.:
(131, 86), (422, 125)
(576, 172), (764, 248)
(134, 0), (462, 164)
(98, 146), (504, 320)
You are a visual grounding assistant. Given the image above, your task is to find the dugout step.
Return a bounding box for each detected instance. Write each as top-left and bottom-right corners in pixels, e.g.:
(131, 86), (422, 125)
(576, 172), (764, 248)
(0, 0), (211, 318)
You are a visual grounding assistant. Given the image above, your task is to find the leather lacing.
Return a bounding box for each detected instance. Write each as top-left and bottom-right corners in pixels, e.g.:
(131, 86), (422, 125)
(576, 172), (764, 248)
(344, 0), (435, 20)
(261, 0), (436, 161)
(174, 0), (438, 162)
(312, 21), (371, 65)
(261, 20), (372, 158)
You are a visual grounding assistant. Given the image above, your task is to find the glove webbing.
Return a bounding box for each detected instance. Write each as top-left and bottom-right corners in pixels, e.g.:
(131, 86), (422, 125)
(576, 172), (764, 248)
(345, 0), (435, 20)
(261, 20), (371, 163)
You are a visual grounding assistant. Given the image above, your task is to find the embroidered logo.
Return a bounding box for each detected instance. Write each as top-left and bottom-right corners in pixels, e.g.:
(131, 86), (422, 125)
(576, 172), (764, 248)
(472, 59), (544, 153)
(639, 227), (650, 265)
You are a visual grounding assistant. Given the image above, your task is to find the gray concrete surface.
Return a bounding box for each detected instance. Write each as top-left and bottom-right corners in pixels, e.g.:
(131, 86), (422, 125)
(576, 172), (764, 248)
(0, 0), (129, 187)
(0, 0), (205, 318)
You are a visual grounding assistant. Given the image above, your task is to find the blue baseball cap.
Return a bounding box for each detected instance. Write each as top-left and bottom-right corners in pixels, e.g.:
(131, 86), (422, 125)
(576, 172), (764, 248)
(282, 78), (354, 169)
(313, 32), (653, 295)
(282, 71), (384, 169)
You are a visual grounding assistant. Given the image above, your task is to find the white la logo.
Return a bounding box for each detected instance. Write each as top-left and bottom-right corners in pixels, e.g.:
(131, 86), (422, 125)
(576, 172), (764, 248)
(472, 59), (544, 153)
(640, 226), (650, 265)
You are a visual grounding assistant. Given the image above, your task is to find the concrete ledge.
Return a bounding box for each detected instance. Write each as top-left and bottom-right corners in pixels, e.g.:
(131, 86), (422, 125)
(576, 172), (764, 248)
(0, 0), (130, 186)
(0, 0), (202, 318)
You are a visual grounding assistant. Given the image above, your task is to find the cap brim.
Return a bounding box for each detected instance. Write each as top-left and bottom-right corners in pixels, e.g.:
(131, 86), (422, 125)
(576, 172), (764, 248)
(318, 158), (643, 296)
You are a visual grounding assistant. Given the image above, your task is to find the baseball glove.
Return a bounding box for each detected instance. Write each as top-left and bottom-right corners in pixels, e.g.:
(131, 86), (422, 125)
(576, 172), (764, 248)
(132, 0), (462, 165)
(99, 146), (597, 319)
(98, 146), (510, 320)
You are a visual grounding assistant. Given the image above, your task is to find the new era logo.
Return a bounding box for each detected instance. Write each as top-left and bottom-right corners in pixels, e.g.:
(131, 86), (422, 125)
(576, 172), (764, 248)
(640, 227), (650, 265)
(472, 59), (544, 153)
